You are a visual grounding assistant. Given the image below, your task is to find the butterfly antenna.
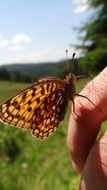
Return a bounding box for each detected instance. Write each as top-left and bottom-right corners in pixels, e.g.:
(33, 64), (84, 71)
(66, 49), (69, 73)
(66, 50), (76, 73)
(72, 52), (75, 59)
(69, 52), (75, 72)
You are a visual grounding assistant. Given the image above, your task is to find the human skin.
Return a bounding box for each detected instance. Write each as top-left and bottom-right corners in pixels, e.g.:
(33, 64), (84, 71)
(67, 67), (107, 190)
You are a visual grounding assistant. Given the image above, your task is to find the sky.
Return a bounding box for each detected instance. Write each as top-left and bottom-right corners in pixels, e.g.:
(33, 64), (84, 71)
(0, 0), (92, 65)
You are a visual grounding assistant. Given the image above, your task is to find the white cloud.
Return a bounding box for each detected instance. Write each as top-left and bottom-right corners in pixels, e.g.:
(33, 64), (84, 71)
(0, 33), (32, 50)
(75, 0), (89, 13)
(12, 33), (32, 45)
(9, 45), (25, 51)
(0, 34), (9, 48)
(10, 33), (32, 51)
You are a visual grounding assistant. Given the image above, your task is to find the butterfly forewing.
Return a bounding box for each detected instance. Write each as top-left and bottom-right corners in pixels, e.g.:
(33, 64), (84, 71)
(0, 79), (69, 139)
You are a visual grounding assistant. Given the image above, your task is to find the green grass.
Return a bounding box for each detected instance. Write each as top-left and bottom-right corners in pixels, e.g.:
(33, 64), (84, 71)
(0, 78), (106, 190)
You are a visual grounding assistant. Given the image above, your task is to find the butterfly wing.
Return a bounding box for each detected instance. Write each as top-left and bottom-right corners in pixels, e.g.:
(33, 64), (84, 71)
(0, 79), (69, 139)
(31, 87), (69, 139)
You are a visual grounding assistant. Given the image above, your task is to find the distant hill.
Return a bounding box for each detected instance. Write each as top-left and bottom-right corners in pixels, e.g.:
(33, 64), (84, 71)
(0, 60), (66, 79)
(0, 59), (81, 83)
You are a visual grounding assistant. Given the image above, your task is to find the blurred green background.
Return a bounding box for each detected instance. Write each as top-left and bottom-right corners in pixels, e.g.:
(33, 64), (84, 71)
(0, 0), (107, 189)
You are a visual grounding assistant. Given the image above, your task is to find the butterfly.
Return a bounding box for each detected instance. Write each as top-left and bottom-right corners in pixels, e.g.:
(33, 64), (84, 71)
(0, 52), (79, 140)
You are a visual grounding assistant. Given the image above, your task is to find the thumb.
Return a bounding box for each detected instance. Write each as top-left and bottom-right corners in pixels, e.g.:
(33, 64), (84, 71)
(67, 67), (107, 172)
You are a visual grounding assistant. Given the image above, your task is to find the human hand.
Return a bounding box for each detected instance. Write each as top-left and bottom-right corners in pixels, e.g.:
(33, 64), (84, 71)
(67, 67), (107, 190)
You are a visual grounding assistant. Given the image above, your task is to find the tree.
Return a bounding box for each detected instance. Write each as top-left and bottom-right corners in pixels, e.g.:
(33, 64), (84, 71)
(0, 69), (10, 80)
(74, 0), (107, 73)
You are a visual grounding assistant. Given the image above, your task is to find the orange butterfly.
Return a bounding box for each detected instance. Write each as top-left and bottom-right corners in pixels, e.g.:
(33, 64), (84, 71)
(0, 73), (76, 139)
(0, 52), (84, 140)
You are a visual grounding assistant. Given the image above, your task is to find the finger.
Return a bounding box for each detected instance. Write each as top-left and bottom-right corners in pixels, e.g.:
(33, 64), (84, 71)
(67, 67), (107, 172)
(79, 131), (107, 190)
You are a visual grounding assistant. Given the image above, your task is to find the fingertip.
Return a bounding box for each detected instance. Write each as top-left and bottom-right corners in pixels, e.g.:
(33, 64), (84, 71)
(67, 113), (86, 172)
(67, 103), (101, 172)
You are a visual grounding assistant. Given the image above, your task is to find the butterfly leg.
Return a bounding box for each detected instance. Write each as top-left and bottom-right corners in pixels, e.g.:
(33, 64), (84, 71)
(71, 99), (85, 127)
(75, 93), (94, 105)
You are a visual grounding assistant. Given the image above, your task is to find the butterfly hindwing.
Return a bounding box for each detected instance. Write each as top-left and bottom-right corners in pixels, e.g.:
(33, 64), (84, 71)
(0, 79), (68, 139)
(31, 88), (68, 139)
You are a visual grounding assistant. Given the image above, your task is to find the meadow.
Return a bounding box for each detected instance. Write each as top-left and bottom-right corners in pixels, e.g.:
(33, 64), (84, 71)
(0, 78), (106, 190)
